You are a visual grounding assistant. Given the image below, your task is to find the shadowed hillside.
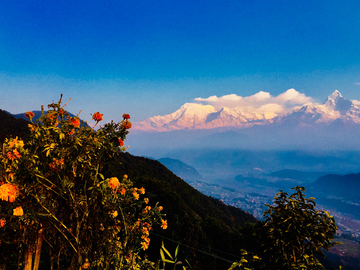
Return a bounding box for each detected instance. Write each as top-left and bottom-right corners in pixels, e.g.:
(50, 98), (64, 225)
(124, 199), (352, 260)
(0, 110), (30, 143)
(106, 153), (257, 269)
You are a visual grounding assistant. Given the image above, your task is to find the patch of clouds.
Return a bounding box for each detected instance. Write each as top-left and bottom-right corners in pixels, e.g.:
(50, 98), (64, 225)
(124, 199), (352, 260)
(355, 82), (360, 86)
(194, 89), (316, 115)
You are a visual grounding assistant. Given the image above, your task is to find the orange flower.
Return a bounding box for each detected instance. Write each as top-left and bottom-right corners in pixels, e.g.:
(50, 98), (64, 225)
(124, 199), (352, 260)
(59, 109), (65, 114)
(141, 241), (149, 250)
(0, 219), (6, 227)
(143, 206), (151, 214)
(70, 117), (80, 128)
(158, 206), (163, 212)
(92, 112), (103, 122)
(139, 187), (145, 194)
(161, 219), (168, 230)
(111, 210), (118, 218)
(144, 198), (149, 204)
(13, 149), (21, 159)
(25, 111), (35, 119)
(0, 183), (18, 202)
(132, 190), (139, 200)
(109, 177), (120, 189)
(120, 187), (126, 195)
(82, 259), (90, 269)
(13, 206), (23, 216)
(118, 139), (124, 147)
(122, 113), (130, 120)
(124, 174), (128, 179)
(7, 152), (15, 161)
(121, 121), (132, 129)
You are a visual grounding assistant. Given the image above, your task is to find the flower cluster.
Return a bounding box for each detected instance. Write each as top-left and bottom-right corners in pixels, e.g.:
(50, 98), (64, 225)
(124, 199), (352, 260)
(5, 138), (24, 162)
(141, 222), (152, 250)
(70, 117), (81, 128)
(49, 158), (65, 172)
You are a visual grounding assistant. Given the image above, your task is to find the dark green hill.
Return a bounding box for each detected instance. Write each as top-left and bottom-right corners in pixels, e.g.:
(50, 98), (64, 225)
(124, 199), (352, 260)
(0, 110), (30, 143)
(107, 153), (257, 269)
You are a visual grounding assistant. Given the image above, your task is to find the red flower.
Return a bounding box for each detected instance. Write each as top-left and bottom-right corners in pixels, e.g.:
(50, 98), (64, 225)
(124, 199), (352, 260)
(122, 113), (130, 120)
(92, 112), (103, 122)
(25, 111), (35, 119)
(118, 139), (124, 147)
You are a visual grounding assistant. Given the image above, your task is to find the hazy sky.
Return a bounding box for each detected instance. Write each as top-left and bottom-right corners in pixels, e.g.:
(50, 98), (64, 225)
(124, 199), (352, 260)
(1, 0), (360, 124)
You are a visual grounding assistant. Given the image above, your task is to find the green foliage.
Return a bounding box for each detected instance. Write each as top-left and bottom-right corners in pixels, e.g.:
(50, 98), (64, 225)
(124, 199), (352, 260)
(156, 241), (192, 270)
(0, 96), (166, 269)
(235, 186), (341, 270)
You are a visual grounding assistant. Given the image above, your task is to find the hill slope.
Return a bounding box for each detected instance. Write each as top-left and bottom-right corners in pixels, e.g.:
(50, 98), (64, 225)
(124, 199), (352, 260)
(0, 110), (30, 143)
(106, 153), (257, 269)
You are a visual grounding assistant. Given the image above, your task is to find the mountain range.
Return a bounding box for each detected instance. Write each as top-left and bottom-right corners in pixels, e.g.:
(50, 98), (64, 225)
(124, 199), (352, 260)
(134, 90), (360, 132)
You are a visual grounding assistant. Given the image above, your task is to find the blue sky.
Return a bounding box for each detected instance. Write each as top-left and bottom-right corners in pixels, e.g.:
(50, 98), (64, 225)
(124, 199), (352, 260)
(1, 0), (360, 123)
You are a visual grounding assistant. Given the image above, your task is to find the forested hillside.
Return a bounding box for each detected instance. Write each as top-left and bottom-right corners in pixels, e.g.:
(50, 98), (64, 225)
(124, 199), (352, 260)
(106, 153), (257, 269)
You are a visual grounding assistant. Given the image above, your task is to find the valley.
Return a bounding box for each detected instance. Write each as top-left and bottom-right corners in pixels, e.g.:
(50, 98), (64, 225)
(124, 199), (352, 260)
(157, 153), (360, 269)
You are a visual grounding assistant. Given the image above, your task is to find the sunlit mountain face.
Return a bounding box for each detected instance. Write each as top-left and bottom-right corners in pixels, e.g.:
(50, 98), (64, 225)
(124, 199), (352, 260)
(128, 90), (360, 153)
(134, 90), (360, 132)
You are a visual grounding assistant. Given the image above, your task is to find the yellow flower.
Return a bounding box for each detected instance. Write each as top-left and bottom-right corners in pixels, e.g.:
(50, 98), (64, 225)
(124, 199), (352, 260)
(144, 198), (149, 204)
(13, 206), (23, 216)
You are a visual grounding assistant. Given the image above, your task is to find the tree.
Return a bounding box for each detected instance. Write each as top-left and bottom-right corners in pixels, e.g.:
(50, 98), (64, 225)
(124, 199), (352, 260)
(231, 186), (340, 270)
(0, 95), (167, 269)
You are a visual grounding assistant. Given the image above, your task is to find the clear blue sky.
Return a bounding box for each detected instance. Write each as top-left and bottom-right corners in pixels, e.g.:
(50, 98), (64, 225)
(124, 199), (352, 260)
(1, 0), (360, 123)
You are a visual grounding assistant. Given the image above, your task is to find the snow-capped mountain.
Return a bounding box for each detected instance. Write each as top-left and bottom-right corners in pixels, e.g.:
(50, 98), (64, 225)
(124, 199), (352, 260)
(273, 90), (360, 127)
(133, 91), (360, 132)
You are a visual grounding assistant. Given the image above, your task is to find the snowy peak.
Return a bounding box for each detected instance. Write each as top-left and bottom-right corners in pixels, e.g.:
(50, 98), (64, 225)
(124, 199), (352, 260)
(323, 90), (352, 112)
(134, 91), (360, 132)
